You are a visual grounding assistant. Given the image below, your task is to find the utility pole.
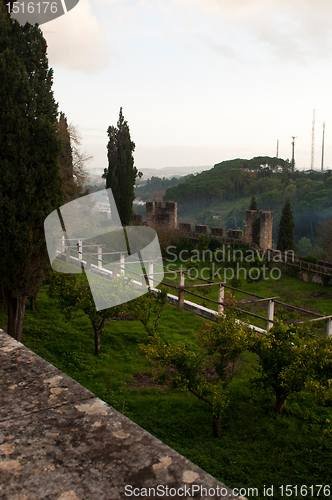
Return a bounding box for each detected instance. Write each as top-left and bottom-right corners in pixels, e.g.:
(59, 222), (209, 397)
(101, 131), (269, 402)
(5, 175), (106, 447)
(276, 139), (279, 158)
(311, 109), (315, 170)
(321, 122), (325, 173)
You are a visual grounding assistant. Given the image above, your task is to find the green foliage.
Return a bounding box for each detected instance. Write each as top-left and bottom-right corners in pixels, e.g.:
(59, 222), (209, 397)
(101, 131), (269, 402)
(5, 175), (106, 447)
(57, 112), (76, 202)
(317, 218), (332, 255)
(127, 287), (168, 337)
(165, 157), (288, 207)
(141, 305), (250, 436)
(3, 285), (332, 497)
(48, 272), (125, 355)
(277, 198), (296, 252)
(134, 175), (187, 201)
(249, 195), (257, 211)
(0, 6), (62, 339)
(250, 322), (332, 412)
(301, 254), (318, 264)
(297, 237), (312, 256)
(103, 108), (141, 225)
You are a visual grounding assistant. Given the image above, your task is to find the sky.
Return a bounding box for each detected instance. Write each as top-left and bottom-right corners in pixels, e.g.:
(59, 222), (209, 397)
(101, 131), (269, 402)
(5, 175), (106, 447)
(38, 0), (332, 176)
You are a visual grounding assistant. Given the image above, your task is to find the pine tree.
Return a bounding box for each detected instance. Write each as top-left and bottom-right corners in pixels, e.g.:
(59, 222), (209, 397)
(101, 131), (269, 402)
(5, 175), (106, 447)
(103, 108), (141, 225)
(0, 5), (62, 341)
(249, 195), (257, 211)
(277, 198), (296, 252)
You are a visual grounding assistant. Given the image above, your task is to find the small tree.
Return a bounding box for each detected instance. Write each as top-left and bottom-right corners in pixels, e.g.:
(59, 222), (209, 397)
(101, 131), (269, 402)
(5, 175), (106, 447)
(250, 322), (329, 413)
(277, 198), (296, 252)
(102, 108), (142, 225)
(297, 236), (312, 256)
(141, 302), (250, 438)
(128, 288), (168, 337)
(48, 272), (126, 355)
(249, 195), (258, 211)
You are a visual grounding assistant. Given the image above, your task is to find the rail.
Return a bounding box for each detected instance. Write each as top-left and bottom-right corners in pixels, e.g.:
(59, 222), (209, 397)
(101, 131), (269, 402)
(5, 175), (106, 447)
(55, 236), (332, 338)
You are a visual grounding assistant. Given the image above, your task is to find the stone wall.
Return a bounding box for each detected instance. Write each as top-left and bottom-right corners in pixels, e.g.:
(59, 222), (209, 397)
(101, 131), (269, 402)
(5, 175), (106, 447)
(211, 227), (226, 237)
(179, 222), (193, 232)
(259, 211), (273, 250)
(227, 229), (242, 240)
(146, 201), (177, 229)
(195, 225), (209, 234)
(0, 330), (243, 500)
(245, 210), (273, 250)
(131, 213), (143, 225)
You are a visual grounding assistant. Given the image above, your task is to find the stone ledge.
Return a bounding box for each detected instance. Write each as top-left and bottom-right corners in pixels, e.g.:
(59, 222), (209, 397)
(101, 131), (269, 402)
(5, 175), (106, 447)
(0, 331), (246, 500)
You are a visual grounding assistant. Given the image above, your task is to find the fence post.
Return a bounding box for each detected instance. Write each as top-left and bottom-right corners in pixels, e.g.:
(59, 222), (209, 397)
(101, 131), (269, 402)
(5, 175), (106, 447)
(267, 300), (274, 331)
(66, 247), (70, 264)
(218, 284), (224, 316)
(148, 261), (154, 288)
(112, 264), (118, 279)
(86, 254), (92, 271)
(98, 246), (102, 269)
(326, 318), (332, 339)
(78, 240), (82, 262)
(178, 271), (185, 309)
(120, 253), (125, 276)
(61, 235), (65, 254)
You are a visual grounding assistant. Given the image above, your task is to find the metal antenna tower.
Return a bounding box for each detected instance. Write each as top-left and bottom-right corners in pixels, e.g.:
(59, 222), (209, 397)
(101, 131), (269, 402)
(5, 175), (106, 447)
(291, 136), (297, 170)
(321, 122), (325, 173)
(311, 109), (315, 170)
(276, 139), (279, 158)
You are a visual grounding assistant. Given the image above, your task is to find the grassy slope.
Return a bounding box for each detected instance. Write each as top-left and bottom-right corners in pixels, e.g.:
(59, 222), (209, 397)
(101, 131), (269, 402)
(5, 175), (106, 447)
(1, 274), (332, 499)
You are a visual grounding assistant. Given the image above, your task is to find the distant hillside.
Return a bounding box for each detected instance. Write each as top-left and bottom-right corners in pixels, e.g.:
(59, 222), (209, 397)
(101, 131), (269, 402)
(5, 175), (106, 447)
(164, 156), (332, 246)
(139, 165), (211, 179)
(134, 175), (190, 201)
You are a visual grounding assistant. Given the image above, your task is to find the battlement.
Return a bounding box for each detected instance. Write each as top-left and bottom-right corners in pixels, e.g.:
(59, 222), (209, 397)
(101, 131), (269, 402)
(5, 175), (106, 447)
(179, 222), (193, 232)
(146, 201), (177, 229)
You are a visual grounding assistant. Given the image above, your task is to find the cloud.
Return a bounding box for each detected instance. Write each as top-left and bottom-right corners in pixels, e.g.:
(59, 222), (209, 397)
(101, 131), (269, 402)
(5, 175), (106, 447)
(172, 0), (332, 62)
(43, 0), (111, 73)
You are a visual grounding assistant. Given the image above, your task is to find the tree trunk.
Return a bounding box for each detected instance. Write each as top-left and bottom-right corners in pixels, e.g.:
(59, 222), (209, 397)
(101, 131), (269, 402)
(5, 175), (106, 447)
(30, 292), (37, 311)
(275, 389), (288, 413)
(94, 328), (100, 356)
(212, 415), (221, 438)
(3, 289), (27, 343)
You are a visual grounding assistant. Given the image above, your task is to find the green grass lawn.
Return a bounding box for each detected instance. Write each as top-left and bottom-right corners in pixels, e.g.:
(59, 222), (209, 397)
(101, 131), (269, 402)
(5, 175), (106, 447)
(1, 274), (332, 499)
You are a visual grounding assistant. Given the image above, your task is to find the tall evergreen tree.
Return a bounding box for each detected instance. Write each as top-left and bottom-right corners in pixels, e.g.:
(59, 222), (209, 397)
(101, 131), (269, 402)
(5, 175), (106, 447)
(103, 108), (141, 225)
(56, 113), (90, 202)
(249, 195), (257, 211)
(277, 198), (296, 252)
(0, 5), (62, 341)
(57, 112), (77, 203)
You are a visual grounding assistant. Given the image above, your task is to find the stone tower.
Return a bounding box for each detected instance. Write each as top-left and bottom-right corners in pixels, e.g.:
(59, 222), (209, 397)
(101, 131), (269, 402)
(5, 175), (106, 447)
(146, 201), (177, 229)
(245, 210), (273, 250)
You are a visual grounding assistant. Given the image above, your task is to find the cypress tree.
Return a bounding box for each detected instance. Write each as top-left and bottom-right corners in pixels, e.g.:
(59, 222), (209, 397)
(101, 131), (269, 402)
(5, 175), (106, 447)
(0, 5), (62, 341)
(103, 108), (141, 225)
(277, 198), (296, 252)
(249, 195), (257, 211)
(57, 112), (77, 203)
